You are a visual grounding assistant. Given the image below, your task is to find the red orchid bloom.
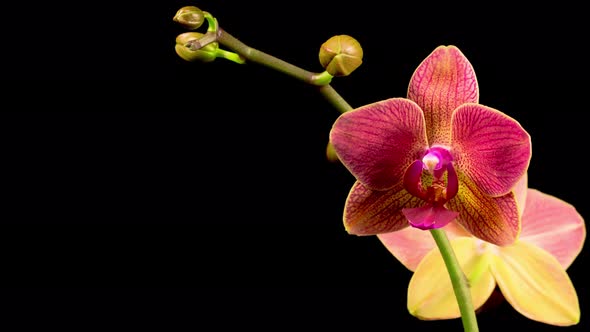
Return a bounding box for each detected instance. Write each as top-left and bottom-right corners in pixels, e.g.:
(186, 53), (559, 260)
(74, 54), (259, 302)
(329, 45), (531, 245)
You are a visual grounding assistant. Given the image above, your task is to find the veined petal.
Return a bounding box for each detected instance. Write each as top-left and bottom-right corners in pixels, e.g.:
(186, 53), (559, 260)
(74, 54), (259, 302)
(513, 173), (528, 218)
(519, 189), (586, 269)
(330, 98), (428, 191)
(377, 222), (470, 271)
(490, 241), (580, 326)
(408, 238), (495, 319)
(447, 172), (520, 246)
(407, 45), (478, 146)
(451, 103), (531, 196)
(344, 181), (422, 235)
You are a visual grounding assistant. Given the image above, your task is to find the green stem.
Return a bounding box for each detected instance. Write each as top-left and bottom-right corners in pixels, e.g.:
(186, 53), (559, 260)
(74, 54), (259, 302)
(212, 27), (353, 161)
(317, 84), (352, 157)
(216, 29), (321, 85)
(312, 71), (334, 86)
(215, 49), (246, 64)
(318, 85), (352, 114)
(203, 12), (218, 32)
(430, 228), (479, 332)
(216, 29), (352, 112)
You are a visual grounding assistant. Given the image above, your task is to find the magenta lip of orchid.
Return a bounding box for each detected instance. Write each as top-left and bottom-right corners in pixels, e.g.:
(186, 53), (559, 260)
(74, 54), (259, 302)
(403, 146), (458, 230)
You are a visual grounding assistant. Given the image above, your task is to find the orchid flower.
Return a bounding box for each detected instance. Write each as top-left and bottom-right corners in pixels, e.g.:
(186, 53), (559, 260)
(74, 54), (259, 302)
(378, 178), (585, 326)
(329, 45), (531, 245)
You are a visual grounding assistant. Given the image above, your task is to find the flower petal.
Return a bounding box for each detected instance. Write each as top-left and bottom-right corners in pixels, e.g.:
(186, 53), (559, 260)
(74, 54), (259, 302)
(343, 181), (423, 235)
(451, 103), (531, 197)
(491, 241), (580, 326)
(407, 45), (478, 146)
(377, 222), (470, 271)
(408, 238), (496, 319)
(403, 205), (458, 230)
(330, 98), (428, 191)
(519, 189), (586, 269)
(447, 172), (520, 246)
(513, 172), (528, 218)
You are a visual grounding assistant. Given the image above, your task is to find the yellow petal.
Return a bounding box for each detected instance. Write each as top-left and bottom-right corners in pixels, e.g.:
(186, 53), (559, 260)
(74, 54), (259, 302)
(408, 237), (495, 319)
(490, 241), (580, 326)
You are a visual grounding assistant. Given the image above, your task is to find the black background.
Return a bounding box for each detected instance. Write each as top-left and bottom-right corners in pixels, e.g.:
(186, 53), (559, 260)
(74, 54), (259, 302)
(1, 1), (588, 331)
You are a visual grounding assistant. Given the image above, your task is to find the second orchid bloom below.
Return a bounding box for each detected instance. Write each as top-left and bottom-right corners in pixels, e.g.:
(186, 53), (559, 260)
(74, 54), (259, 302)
(378, 182), (585, 326)
(329, 45), (531, 245)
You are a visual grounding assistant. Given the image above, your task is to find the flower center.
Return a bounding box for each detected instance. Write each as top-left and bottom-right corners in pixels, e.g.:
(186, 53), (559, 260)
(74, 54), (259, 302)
(422, 150), (443, 174)
(403, 146), (458, 206)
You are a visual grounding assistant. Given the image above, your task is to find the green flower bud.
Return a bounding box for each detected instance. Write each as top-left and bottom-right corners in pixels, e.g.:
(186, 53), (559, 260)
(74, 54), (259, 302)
(175, 32), (218, 63)
(319, 35), (363, 77)
(173, 6), (205, 30)
(326, 142), (340, 163)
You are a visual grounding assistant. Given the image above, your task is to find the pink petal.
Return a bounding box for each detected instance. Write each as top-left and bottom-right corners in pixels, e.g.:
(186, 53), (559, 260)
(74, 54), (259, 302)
(403, 205), (458, 230)
(403, 160), (428, 200)
(377, 222), (470, 271)
(451, 103), (531, 196)
(330, 98), (428, 191)
(407, 45), (478, 146)
(519, 189), (586, 269)
(343, 180), (423, 235)
(513, 173), (528, 217)
(446, 171), (520, 246)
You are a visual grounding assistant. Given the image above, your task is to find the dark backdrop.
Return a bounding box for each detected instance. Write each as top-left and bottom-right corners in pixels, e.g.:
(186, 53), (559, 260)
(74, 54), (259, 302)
(1, 1), (588, 331)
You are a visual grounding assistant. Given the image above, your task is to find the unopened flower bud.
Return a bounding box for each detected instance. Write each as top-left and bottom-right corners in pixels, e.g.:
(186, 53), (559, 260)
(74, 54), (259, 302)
(173, 6), (205, 30)
(319, 35), (363, 76)
(175, 32), (218, 62)
(326, 142), (340, 163)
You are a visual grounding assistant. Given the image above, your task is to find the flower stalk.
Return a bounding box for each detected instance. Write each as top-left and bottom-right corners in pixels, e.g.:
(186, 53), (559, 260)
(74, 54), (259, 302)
(213, 28), (353, 155)
(430, 228), (479, 332)
(216, 29), (331, 86)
